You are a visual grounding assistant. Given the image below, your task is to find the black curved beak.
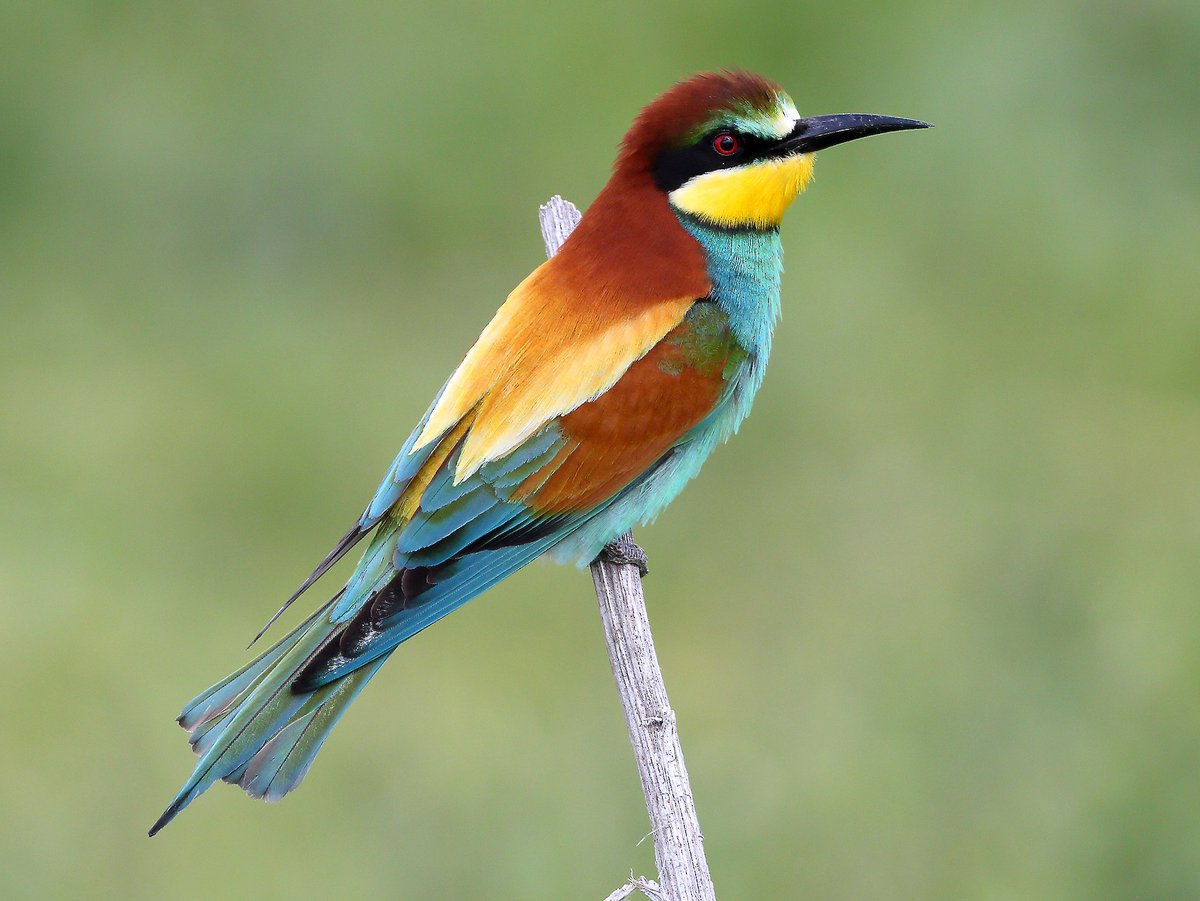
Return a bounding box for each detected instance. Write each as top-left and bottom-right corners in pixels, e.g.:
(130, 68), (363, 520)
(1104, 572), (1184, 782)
(775, 113), (931, 155)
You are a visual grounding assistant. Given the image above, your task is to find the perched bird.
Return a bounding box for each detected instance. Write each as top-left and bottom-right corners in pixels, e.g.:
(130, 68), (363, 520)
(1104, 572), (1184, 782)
(151, 69), (927, 835)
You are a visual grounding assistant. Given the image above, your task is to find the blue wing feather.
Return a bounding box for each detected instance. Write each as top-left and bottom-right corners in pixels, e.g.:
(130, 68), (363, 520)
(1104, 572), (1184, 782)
(362, 385), (450, 525)
(295, 422), (592, 690)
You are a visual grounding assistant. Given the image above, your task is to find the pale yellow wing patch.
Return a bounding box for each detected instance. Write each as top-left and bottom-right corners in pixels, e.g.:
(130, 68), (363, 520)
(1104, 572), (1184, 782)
(413, 262), (695, 484)
(395, 412), (477, 522)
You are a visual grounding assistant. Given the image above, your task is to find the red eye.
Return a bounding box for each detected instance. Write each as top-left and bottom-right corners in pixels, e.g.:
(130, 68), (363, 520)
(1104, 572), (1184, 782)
(712, 133), (740, 156)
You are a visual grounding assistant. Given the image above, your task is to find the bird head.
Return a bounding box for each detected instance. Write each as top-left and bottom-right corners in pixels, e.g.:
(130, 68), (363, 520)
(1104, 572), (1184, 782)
(617, 70), (929, 230)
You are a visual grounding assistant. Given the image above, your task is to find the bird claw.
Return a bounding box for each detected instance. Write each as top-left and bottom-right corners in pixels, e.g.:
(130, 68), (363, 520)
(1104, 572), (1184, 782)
(594, 532), (649, 577)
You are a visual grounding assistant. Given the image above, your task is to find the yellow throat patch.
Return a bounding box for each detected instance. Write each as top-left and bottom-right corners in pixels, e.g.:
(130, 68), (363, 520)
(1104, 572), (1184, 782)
(669, 154), (815, 229)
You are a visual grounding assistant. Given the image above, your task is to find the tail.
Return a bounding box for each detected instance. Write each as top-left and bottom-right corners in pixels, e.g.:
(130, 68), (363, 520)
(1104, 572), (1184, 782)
(149, 594), (387, 836)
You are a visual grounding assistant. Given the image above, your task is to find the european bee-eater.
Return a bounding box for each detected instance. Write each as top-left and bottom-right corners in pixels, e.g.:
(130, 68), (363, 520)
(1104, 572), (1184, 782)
(151, 69), (927, 835)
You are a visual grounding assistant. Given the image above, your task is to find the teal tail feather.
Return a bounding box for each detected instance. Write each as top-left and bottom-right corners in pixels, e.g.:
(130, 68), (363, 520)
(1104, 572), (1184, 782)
(149, 595), (387, 836)
(150, 416), (607, 836)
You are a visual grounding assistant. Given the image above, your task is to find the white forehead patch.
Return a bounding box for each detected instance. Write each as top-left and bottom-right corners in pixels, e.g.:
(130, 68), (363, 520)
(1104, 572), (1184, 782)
(768, 95), (801, 139)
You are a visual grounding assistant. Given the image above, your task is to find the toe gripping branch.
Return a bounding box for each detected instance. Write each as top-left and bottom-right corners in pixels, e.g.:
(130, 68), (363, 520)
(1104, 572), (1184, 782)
(594, 531), (650, 578)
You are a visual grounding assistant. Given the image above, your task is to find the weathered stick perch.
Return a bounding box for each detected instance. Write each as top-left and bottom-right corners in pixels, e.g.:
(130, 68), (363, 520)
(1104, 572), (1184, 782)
(538, 196), (717, 901)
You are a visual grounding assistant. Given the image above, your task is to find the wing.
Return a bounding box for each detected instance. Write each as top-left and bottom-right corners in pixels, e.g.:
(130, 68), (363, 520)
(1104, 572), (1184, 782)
(248, 389), (451, 644)
(291, 299), (744, 689)
(414, 241), (708, 481)
(258, 215), (711, 641)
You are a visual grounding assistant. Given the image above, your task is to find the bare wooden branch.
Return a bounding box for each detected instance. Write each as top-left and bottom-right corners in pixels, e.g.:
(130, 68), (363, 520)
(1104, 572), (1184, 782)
(603, 884), (639, 901)
(603, 877), (664, 901)
(537, 194), (582, 258)
(538, 196), (717, 901)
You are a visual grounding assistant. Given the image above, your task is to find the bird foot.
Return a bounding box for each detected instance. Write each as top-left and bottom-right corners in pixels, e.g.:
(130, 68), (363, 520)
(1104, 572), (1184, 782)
(594, 532), (649, 577)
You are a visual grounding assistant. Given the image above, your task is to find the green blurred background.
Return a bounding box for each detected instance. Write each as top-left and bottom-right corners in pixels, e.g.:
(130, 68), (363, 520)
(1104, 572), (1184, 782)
(2, 1), (1198, 898)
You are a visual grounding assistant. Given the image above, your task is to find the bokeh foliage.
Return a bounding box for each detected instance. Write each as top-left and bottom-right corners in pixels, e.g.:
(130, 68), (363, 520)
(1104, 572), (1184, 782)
(2, 1), (1198, 898)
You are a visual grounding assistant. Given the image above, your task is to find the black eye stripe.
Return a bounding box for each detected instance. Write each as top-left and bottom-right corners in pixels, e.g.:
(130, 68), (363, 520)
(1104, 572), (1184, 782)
(652, 129), (771, 193)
